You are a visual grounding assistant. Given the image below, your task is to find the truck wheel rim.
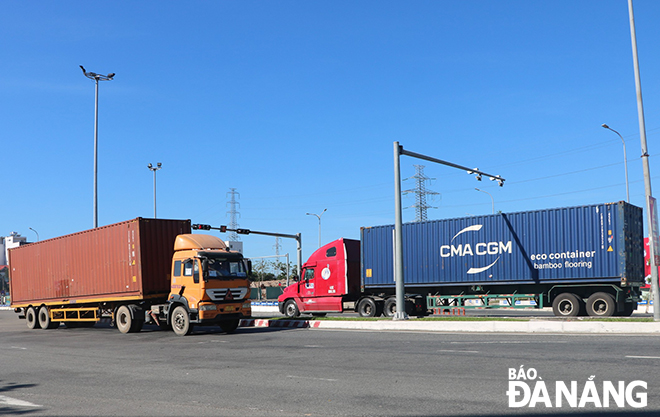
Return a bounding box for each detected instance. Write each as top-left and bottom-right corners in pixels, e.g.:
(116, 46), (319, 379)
(558, 300), (574, 315)
(592, 299), (607, 315)
(173, 312), (185, 330)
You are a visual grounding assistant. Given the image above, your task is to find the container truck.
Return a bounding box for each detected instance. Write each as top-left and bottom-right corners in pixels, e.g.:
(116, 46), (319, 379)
(278, 201), (644, 318)
(9, 218), (252, 336)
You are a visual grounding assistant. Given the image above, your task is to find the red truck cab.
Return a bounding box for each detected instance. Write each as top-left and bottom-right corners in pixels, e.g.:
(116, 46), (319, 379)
(278, 238), (360, 317)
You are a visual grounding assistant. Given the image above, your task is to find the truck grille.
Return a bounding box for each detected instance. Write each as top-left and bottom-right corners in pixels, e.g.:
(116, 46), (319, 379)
(205, 287), (249, 301)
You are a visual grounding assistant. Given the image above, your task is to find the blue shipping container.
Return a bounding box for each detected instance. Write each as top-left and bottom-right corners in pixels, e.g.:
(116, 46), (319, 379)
(361, 202), (643, 288)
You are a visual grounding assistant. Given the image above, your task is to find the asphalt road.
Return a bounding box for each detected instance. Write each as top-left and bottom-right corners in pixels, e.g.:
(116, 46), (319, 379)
(1, 310), (660, 417)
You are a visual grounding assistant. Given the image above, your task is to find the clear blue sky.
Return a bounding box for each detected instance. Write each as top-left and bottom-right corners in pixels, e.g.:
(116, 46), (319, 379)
(2, 1), (660, 265)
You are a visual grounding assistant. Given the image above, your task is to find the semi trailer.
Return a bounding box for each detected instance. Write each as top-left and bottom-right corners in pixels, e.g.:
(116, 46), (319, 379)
(278, 201), (644, 318)
(9, 218), (252, 335)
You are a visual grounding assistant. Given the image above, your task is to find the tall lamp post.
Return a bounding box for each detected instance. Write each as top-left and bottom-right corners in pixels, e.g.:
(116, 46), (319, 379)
(601, 124), (630, 203)
(475, 188), (495, 214)
(147, 163), (162, 218)
(28, 227), (39, 242)
(628, 0), (659, 321)
(306, 209), (327, 248)
(80, 66), (115, 228)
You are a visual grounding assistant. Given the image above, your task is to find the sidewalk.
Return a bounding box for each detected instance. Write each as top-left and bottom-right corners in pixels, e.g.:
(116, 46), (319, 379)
(247, 305), (660, 334)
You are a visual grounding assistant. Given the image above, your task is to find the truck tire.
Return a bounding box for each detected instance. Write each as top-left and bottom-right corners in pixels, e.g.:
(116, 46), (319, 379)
(171, 306), (193, 336)
(357, 297), (382, 317)
(283, 300), (300, 318)
(552, 293), (581, 317)
(38, 305), (59, 329)
(383, 298), (396, 317)
(219, 319), (240, 334)
(26, 306), (41, 330)
(116, 305), (134, 334)
(586, 292), (616, 317)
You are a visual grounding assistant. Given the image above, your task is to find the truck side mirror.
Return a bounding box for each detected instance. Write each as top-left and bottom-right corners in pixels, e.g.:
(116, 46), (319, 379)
(202, 259), (209, 282)
(246, 260), (253, 277)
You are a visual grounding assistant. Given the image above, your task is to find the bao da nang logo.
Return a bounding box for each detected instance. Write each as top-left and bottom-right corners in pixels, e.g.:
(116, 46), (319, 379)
(507, 366), (647, 408)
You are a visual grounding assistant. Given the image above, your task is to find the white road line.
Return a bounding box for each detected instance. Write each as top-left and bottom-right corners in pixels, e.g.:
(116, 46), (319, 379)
(437, 349), (479, 353)
(450, 341), (568, 344)
(626, 355), (660, 359)
(287, 375), (338, 382)
(0, 395), (42, 408)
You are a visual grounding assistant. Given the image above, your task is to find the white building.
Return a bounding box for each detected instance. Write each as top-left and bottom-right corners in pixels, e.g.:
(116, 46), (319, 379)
(1, 232), (28, 266)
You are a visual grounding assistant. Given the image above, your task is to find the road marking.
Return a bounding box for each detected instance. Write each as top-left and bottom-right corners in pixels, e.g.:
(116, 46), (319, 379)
(0, 395), (41, 408)
(10, 346), (27, 350)
(450, 341), (568, 344)
(626, 355), (660, 359)
(287, 375), (338, 382)
(437, 349), (479, 353)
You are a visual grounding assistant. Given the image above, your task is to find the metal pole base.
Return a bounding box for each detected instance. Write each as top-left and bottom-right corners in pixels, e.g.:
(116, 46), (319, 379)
(393, 312), (409, 321)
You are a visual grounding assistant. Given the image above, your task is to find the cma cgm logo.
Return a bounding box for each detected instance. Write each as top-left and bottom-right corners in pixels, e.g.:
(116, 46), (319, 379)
(440, 224), (512, 274)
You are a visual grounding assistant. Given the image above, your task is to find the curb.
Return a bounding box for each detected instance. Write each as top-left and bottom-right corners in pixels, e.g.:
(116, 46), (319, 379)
(240, 319), (322, 328)
(239, 318), (660, 334)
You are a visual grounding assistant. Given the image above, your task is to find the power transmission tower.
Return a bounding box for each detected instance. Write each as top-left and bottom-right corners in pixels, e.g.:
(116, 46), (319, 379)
(403, 165), (439, 222)
(226, 188), (240, 240)
(273, 237), (282, 256)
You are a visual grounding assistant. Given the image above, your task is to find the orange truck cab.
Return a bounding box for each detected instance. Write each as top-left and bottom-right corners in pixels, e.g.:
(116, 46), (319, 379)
(157, 234), (252, 335)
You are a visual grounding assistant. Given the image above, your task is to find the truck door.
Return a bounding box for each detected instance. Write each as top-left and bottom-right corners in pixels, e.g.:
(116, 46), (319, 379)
(301, 267), (315, 298)
(173, 259), (203, 307)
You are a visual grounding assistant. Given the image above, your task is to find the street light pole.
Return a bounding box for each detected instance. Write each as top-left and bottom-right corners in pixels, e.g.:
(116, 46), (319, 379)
(601, 124), (630, 203)
(628, 0), (660, 321)
(28, 227), (39, 242)
(306, 209), (327, 248)
(147, 163), (162, 218)
(475, 188), (495, 214)
(80, 66), (115, 228)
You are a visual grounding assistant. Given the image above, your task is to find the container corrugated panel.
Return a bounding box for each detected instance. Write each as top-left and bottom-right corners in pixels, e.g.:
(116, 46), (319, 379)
(9, 218), (191, 306)
(361, 202), (643, 288)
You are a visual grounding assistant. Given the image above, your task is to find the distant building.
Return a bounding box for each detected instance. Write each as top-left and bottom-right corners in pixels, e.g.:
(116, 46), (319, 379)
(1, 232), (28, 266)
(225, 241), (243, 254)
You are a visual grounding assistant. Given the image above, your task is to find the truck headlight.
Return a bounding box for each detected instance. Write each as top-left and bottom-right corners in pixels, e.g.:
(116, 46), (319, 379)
(199, 304), (217, 311)
(242, 303), (251, 309)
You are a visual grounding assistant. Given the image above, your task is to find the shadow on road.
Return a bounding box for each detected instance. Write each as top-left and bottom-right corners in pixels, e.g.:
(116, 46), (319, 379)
(0, 380), (41, 416)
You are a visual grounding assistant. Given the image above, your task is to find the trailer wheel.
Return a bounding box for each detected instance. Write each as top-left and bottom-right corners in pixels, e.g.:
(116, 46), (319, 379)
(383, 298), (396, 317)
(586, 292), (616, 317)
(116, 305), (134, 334)
(38, 306), (59, 329)
(26, 306), (41, 330)
(357, 298), (382, 317)
(552, 293), (581, 317)
(219, 319), (240, 334)
(171, 306), (193, 336)
(283, 300), (300, 318)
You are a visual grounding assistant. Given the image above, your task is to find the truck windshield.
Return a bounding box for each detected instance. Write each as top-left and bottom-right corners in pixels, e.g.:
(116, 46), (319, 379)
(205, 257), (247, 279)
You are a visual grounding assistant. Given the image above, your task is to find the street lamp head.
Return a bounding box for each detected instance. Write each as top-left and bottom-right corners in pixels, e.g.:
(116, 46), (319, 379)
(157, 162), (162, 168)
(80, 65), (86, 74)
(107, 73), (115, 79)
(147, 163), (153, 169)
(602, 124), (610, 129)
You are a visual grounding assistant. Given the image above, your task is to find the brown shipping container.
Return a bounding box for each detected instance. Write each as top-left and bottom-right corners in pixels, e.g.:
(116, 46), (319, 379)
(9, 218), (191, 306)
